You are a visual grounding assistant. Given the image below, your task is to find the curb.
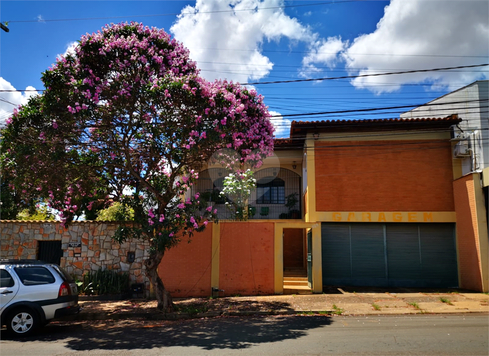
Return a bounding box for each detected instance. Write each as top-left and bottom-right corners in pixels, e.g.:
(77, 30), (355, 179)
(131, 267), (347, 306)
(74, 309), (489, 321)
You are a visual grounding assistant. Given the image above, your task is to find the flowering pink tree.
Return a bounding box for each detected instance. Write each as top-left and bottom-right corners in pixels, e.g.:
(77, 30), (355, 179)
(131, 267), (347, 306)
(0, 23), (274, 311)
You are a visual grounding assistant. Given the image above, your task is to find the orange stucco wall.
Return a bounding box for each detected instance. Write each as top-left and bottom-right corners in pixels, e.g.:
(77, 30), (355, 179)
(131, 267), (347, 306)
(158, 226), (213, 297)
(219, 222), (274, 296)
(453, 175), (483, 291)
(315, 140), (455, 212)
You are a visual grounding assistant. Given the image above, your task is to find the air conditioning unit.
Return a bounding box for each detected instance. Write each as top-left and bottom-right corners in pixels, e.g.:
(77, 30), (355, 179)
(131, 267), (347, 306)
(453, 141), (471, 158)
(450, 133), (468, 142)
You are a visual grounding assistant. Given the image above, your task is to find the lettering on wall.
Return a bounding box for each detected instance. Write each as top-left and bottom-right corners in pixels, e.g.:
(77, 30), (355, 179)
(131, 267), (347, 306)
(330, 212), (438, 222)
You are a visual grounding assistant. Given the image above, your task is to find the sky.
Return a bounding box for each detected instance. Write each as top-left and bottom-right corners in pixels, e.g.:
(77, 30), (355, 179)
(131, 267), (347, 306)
(0, 0), (488, 137)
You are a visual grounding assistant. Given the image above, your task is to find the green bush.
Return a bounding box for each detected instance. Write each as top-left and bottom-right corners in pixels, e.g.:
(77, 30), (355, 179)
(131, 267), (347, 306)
(78, 269), (130, 295)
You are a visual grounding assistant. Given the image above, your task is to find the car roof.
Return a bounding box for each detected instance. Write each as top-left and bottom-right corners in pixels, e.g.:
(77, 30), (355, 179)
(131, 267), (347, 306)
(0, 259), (52, 266)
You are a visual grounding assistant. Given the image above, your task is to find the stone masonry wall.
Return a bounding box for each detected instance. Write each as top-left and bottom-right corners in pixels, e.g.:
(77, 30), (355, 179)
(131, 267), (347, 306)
(0, 221), (151, 295)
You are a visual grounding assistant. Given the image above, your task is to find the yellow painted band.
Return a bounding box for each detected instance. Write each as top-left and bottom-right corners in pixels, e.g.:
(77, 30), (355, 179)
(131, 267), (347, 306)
(316, 211), (457, 223)
(211, 222), (220, 289)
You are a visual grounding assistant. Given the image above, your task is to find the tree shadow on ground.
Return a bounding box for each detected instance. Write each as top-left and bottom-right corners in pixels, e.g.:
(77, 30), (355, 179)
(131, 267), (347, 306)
(6, 315), (332, 351)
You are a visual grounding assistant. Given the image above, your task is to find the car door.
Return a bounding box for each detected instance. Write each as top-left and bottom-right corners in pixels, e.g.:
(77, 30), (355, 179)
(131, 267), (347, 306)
(0, 268), (20, 312)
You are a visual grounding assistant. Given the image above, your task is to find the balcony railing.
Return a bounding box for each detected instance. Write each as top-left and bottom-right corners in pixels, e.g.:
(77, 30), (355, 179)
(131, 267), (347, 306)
(199, 188), (302, 220)
(192, 167), (302, 220)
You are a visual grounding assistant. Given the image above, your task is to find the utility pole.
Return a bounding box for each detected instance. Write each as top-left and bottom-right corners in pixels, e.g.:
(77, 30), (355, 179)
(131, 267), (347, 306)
(0, 23), (9, 32)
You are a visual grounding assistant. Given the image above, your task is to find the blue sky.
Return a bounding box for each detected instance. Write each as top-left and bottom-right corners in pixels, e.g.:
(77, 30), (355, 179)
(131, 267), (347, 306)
(0, 0), (488, 137)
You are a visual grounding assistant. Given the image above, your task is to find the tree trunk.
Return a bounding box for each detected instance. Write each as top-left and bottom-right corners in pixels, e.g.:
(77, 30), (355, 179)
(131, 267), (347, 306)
(144, 251), (174, 312)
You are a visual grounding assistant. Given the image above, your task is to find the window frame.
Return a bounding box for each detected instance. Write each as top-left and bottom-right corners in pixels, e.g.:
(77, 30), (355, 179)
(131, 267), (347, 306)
(256, 177), (285, 204)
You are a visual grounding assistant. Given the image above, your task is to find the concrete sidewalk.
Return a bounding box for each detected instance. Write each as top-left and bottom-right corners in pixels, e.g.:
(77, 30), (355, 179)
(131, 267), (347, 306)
(76, 289), (489, 321)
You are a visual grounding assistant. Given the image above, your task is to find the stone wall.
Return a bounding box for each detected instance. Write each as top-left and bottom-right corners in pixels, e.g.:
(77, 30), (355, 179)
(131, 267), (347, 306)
(0, 221), (151, 295)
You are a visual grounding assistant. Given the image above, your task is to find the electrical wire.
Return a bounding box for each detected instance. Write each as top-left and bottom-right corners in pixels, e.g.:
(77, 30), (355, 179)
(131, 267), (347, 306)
(242, 64), (489, 85)
(3, 1), (357, 23)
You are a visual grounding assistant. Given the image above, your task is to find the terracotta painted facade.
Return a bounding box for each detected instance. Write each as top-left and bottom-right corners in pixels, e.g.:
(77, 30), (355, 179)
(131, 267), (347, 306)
(453, 174), (489, 291)
(315, 140), (455, 212)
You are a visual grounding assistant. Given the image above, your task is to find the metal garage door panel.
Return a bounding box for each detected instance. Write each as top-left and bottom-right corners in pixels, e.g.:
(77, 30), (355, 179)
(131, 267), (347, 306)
(322, 223), (458, 289)
(386, 224), (421, 282)
(419, 224), (458, 287)
(322, 224), (351, 283)
(350, 224), (386, 283)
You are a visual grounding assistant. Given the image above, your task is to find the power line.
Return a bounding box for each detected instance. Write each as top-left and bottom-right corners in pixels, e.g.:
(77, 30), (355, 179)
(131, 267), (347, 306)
(242, 63), (489, 85)
(3, 1), (356, 23)
(268, 99), (488, 119)
(2, 65), (487, 95)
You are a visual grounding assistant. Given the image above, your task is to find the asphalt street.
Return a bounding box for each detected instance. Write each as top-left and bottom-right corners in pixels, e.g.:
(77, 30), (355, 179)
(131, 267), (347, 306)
(1, 314), (488, 355)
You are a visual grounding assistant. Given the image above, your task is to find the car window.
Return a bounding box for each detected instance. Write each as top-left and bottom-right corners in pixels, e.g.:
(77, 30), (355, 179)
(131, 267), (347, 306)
(52, 265), (74, 282)
(14, 266), (56, 285)
(0, 269), (15, 288)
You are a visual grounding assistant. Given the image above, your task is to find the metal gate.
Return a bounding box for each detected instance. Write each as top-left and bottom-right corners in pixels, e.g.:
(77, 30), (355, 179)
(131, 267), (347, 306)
(321, 223), (458, 288)
(38, 240), (62, 265)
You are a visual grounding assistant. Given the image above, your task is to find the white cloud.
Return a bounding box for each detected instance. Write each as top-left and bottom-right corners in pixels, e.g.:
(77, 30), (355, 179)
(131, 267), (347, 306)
(170, 0), (314, 83)
(64, 41), (78, 57)
(342, 0), (489, 93)
(56, 41), (78, 62)
(301, 36), (347, 77)
(269, 110), (291, 138)
(0, 78), (38, 127)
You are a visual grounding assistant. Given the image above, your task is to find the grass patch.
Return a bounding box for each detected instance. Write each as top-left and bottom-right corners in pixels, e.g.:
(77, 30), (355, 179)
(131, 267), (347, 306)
(439, 297), (453, 305)
(332, 304), (344, 315)
(299, 310), (333, 316)
(408, 302), (421, 310)
(372, 303), (381, 311)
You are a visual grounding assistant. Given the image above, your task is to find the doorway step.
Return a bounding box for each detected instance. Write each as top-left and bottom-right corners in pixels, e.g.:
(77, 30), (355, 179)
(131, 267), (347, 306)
(283, 276), (312, 295)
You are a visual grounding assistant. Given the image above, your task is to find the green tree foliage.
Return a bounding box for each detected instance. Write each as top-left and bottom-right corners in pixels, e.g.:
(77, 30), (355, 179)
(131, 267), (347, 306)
(96, 202), (134, 221)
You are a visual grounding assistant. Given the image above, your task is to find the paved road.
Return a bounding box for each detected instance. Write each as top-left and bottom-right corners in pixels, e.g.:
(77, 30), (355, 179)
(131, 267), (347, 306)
(1, 314), (488, 355)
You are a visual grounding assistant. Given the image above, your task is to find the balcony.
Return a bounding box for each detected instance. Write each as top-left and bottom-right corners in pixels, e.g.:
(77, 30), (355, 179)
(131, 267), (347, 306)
(192, 167), (302, 220)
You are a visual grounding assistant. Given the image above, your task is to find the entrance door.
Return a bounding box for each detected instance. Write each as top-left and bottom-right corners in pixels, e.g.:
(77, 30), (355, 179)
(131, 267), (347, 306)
(283, 229), (305, 269)
(38, 241), (62, 265)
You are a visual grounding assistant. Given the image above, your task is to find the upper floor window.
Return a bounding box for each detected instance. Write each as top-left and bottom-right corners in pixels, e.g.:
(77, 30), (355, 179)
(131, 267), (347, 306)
(257, 177), (285, 204)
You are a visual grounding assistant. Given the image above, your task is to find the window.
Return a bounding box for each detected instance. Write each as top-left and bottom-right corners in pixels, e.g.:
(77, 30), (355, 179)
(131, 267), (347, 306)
(14, 267), (55, 286)
(257, 177), (285, 204)
(0, 269), (15, 288)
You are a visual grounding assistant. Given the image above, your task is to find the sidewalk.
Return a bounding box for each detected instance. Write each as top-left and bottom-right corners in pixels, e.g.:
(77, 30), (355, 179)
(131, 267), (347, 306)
(76, 288), (489, 321)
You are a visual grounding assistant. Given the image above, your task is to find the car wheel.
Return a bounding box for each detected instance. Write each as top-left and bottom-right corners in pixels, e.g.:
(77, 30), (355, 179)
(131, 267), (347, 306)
(7, 308), (38, 336)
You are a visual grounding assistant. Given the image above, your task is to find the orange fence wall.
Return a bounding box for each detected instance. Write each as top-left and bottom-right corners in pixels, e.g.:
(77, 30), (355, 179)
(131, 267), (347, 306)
(453, 175), (484, 291)
(158, 226), (213, 297)
(315, 140), (455, 212)
(219, 222), (275, 296)
(158, 221), (275, 297)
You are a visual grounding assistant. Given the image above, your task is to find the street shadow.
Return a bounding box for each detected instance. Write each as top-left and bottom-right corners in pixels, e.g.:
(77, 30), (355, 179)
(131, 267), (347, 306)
(4, 315), (332, 351)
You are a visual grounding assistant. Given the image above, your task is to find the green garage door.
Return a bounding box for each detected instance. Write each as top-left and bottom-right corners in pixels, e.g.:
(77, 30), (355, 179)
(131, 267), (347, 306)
(322, 223), (458, 288)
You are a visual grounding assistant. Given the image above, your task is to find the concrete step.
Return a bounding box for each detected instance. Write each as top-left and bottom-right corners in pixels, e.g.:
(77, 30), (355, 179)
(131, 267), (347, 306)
(283, 276), (311, 294)
(283, 285), (313, 295)
(284, 269), (307, 277)
(283, 280), (309, 287)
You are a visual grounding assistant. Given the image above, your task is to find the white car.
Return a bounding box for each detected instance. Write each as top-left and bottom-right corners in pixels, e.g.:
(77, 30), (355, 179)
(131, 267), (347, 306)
(0, 260), (80, 336)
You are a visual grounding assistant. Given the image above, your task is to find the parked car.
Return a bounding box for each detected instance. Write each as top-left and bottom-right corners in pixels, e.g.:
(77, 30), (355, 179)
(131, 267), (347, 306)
(0, 259), (80, 336)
